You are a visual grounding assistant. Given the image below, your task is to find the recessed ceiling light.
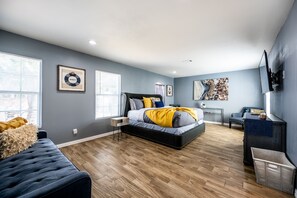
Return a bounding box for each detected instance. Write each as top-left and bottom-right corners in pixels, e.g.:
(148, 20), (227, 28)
(89, 40), (96, 46)
(182, 59), (193, 63)
(173, 71), (177, 74)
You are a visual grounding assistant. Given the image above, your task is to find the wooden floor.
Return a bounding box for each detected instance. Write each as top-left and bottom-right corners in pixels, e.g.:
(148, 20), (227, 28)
(60, 124), (293, 198)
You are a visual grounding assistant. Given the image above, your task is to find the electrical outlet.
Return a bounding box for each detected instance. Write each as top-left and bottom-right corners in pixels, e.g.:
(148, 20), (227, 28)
(73, 128), (78, 135)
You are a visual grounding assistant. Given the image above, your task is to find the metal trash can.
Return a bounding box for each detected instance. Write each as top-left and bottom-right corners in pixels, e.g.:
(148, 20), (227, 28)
(251, 147), (296, 194)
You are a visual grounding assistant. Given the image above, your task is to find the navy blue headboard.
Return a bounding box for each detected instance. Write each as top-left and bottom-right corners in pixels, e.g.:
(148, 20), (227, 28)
(123, 92), (163, 116)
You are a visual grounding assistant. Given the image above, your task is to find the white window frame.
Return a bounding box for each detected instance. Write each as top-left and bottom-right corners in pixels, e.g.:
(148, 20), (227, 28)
(95, 70), (121, 119)
(0, 51), (42, 127)
(265, 92), (271, 115)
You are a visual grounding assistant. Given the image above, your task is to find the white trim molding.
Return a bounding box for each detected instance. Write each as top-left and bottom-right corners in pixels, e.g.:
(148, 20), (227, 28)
(57, 131), (114, 148)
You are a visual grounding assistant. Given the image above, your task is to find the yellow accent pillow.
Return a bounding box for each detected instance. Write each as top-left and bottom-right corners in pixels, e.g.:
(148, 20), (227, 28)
(250, 109), (265, 115)
(0, 117), (28, 132)
(143, 97), (153, 108)
(0, 122), (9, 132)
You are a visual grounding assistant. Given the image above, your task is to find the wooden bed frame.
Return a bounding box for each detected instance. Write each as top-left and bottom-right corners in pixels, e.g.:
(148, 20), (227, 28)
(121, 92), (205, 149)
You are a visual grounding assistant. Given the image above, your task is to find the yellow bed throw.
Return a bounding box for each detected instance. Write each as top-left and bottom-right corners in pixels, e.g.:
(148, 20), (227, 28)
(145, 107), (197, 128)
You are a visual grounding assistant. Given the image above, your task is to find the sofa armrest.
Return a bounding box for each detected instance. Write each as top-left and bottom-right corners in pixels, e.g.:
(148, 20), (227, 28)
(20, 172), (91, 198)
(231, 113), (242, 118)
(37, 130), (47, 139)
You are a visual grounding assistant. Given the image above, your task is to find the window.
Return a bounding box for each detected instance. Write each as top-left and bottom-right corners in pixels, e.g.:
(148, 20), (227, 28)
(95, 71), (121, 118)
(265, 92), (271, 115)
(0, 52), (42, 126)
(155, 83), (165, 102)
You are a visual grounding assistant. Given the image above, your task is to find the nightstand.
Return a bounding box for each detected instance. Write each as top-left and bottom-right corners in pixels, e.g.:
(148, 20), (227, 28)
(110, 117), (129, 141)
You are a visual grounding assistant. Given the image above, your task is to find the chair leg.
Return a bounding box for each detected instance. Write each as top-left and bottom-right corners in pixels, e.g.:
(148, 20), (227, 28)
(229, 121), (231, 128)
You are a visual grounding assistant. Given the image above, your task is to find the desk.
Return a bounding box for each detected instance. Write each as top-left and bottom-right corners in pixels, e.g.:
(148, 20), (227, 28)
(201, 107), (224, 125)
(110, 117), (129, 141)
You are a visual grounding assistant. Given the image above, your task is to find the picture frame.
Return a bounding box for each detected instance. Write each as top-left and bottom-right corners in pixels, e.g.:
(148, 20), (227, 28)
(193, 78), (229, 100)
(57, 65), (86, 92)
(166, 85), (173, 96)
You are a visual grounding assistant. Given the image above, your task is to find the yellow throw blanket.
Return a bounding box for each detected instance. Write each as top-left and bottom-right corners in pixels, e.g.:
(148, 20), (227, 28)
(145, 107), (198, 128)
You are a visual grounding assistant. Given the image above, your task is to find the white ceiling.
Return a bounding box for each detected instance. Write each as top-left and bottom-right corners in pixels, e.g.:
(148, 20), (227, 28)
(0, 0), (294, 77)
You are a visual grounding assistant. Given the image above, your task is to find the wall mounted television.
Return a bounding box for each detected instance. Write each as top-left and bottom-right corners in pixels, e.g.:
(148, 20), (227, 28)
(259, 50), (273, 94)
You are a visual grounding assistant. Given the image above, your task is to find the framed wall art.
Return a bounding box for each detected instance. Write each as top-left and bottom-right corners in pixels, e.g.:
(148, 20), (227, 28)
(57, 65), (86, 92)
(193, 78), (229, 100)
(166, 85), (173, 97)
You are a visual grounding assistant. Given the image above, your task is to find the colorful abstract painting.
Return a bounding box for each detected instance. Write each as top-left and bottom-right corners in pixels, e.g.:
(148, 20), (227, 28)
(194, 78), (229, 100)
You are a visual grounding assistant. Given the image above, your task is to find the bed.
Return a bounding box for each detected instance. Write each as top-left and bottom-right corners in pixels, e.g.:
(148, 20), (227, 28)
(121, 92), (205, 149)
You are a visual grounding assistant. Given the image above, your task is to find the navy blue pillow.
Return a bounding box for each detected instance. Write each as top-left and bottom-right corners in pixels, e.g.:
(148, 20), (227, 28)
(155, 101), (164, 108)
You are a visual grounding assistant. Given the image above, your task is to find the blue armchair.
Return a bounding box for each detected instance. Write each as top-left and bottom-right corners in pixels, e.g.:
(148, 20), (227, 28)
(229, 107), (263, 129)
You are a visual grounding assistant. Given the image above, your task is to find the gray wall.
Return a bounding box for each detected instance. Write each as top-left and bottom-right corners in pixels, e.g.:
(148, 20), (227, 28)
(268, 1), (297, 168)
(174, 69), (263, 123)
(0, 30), (174, 144)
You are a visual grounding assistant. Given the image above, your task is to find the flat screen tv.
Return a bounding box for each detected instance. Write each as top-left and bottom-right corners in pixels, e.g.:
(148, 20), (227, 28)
(259, 50), (273, 94)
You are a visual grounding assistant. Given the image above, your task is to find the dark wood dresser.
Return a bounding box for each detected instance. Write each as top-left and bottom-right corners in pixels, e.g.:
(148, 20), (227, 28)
(243, 113), (286, 165)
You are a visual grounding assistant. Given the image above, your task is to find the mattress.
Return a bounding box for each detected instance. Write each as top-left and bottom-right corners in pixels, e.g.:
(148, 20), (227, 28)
(128, 119), (204, 135)
(128, 107), (204, 127)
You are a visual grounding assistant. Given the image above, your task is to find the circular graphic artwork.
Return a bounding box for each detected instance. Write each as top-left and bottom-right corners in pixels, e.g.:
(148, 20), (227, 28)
(64, 72), (81, 87)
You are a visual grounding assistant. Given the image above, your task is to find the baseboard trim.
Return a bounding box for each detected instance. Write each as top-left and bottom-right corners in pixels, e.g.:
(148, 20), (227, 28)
(204, 120), (228, 126)
(57, 131), (114, 148)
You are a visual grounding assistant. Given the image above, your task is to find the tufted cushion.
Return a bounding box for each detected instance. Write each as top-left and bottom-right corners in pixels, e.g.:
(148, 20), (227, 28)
(0, 139), (81, 198)
(0, 124), (37, 159)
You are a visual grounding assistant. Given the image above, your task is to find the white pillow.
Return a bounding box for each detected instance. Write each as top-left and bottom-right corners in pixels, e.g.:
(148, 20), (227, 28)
(129, 98), (137, 110)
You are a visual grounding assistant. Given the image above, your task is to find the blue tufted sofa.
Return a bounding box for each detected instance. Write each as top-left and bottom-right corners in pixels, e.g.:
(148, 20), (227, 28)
(0, 131), (91, 198)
